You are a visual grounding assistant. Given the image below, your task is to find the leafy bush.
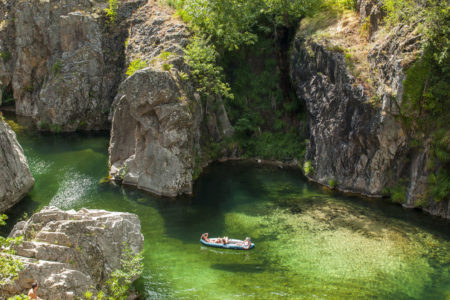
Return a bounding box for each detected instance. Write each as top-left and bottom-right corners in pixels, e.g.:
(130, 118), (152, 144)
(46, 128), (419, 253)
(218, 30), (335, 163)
(162, 63), (173, 71)
(303, 160), (314, 176)
(126, 59), (148, 77)
(323, 0), (357, 11)
(0, 214), (24, 286)
(0, 51), (11, 61)
(328, 178), (337, 189)
(184, 37), (232, 99)
(389, 185), (407, 204)
(105, 0), (118, 23)
(237, 131), (306, 161)
(171, 0), (319, 52)
(51, 60), (62, 74)
(106, 243), (143, 300)
(8, 295), (30, 300)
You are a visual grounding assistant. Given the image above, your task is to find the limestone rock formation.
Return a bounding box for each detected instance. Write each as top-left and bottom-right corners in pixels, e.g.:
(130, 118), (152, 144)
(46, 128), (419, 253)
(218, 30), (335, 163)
(291, 40), (407, 196)
(290, 2), (449, 218)
(1, 206), (144, 299)
(0, 0), (145, 131)
(0, 118), (34, 212)
(109, 2), (233, 197)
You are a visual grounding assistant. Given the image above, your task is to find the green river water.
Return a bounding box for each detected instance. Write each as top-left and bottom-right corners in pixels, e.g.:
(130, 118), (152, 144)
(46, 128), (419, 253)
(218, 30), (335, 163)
(3, 113), (450, 299)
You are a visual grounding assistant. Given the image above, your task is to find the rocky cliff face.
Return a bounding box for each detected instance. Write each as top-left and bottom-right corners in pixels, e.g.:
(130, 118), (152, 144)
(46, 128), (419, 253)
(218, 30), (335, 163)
(0, 118), (34, 212)
(1, 206), (144, 299)
(290, 2), (449, 218)
(0, 0), (144, 131)
(108, 2), (233, 197)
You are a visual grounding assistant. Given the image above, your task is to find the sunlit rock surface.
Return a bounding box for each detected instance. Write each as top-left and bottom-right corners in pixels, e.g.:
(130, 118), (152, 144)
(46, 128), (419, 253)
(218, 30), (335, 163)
(0, 119), (34, 212)
(290, 0), (448, 218)
(108, 2), (233, 197)
(1, 206), (144, 299)
(0, 0), (145, 131)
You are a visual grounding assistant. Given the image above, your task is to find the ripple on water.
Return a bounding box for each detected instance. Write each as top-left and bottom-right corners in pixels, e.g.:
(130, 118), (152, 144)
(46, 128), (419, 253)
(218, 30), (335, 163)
(49, 171), (95, 209)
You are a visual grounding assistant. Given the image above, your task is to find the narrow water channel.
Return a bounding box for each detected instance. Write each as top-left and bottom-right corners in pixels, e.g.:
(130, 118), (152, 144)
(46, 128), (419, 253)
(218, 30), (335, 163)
(3, 113), (450, 299)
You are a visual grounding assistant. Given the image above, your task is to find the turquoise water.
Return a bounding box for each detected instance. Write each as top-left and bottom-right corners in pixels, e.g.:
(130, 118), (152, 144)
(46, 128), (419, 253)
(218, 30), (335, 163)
(3, 114), (450, 299)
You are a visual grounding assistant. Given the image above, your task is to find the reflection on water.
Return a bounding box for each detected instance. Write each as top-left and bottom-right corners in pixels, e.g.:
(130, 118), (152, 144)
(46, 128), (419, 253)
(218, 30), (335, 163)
(3, 113), (450, 299)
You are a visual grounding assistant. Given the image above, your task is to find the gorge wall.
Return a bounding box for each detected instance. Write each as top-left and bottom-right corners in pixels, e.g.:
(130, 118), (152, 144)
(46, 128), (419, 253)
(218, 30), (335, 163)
(0, 0), (144, 131)
(0, 118), (34, 212)
(290, 0), (449, 218)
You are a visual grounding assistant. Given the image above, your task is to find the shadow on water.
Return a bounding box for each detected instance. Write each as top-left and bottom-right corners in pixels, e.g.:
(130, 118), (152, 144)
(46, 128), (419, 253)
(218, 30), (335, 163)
(210, 263), (268, 273)
(0, 195), (40, 236)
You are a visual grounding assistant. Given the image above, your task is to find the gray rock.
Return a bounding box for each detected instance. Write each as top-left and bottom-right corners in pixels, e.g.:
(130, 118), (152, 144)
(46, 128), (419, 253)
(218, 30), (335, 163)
(290, 40), (407, 197)
(0, 118), (34, 212)
(290, 3), (448, 218)
(1, 206), (144, 299)
(0, 0), (144, 131)
(109, 2), (233, 197)
(109, 68), (200, 197)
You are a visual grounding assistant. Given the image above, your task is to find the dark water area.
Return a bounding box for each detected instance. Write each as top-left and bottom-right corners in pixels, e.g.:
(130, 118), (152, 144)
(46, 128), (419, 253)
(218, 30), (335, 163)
(3, 113), (450, 299)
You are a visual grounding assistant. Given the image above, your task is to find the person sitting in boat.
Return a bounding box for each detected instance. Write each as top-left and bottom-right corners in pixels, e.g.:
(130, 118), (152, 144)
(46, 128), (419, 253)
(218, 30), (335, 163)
(201, 233), (210, 242)
(222, 236), (229, 244)
(242, 237), (251, 249)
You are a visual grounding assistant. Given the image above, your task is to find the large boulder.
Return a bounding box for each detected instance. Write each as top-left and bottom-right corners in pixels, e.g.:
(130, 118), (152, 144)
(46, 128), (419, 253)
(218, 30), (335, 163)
(108, 1), (233, 197)
(0, 118), (34, 212)
(1, 206), (144, 299)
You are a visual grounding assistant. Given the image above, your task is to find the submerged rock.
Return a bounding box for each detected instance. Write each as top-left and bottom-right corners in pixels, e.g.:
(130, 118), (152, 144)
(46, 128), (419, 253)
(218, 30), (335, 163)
(0, 118), (34, 212)
(1, 206), (144, 299)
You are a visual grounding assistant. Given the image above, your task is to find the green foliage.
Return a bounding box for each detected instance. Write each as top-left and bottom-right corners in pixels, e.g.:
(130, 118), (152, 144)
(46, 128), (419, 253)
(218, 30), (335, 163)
(105, 0), (118, 23)
(303, 160), (313, 176)
(389, 185), (407, 204)
(1, 90), (14, 106)
(238, 131), (307, 161)
(328, 178), (337, 189)
(184, 37), (232, 99)
(173, 0), (319, 51)
(84, 290), (93, 300)
(322, 0), (357, 11)
(159, 51), (175, 60)
(8, 295), (30, 300)
(430, 168), (450, 202)
(390, 0), (450, 204)
(383, 0), (419, 27)
(106, 243), (143, 300)
(167, 0), (316, 162)
(51, 60), (62, 74)
(162, 63), (173, 71)
(37, 121), (49, 130)
(0, 214), (24, 286)
(126, 59), (148, 77)
(50, 124), (62, 133)
(0, 51), (11, 62)
(326, 44), (346, 53)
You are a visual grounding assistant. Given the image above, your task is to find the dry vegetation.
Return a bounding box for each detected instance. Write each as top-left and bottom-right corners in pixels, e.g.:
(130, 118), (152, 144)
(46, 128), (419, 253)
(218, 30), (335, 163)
(298, 9), (387, 96)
